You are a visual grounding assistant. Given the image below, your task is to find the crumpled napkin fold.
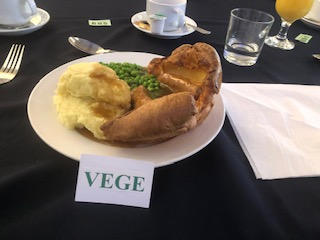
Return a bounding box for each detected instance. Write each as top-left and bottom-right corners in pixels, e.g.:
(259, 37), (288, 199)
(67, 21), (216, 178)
(221, 83), (320, 180)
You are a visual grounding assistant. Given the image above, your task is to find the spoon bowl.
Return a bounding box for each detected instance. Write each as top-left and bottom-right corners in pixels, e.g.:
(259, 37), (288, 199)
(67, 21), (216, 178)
(313, 54), (320, 60)
(68, 36), (113, 55)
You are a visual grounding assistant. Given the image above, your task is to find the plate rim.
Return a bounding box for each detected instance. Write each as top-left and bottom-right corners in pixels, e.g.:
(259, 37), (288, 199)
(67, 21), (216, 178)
(301, 17), (320, 29)
(27, 52), (225, 168)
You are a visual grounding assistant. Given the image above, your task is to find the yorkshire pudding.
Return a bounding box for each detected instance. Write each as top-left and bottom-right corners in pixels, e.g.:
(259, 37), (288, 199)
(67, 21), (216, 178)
(148, 42), (222, 123)
(100, 43), (222, 144)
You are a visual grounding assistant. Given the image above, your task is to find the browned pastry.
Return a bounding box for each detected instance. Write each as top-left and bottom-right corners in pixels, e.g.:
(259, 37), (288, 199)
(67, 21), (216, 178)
(148, 42), (222, 123)
(131, 85), (152, 109)
(157, 73), (200, 96)
(101, 92), (197, 144)
(101, 42), (222, 144)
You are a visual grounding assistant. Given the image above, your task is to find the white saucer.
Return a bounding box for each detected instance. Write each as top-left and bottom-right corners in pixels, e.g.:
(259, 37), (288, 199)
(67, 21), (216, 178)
(301, 17), (320, 30)
(131, 11), (196, 39)
(0, 8), (50, 36)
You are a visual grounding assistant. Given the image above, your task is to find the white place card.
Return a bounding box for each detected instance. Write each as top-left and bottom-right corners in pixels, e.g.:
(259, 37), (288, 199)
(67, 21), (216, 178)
(88, 19), (112, 26)
(75, 154), (155, 208)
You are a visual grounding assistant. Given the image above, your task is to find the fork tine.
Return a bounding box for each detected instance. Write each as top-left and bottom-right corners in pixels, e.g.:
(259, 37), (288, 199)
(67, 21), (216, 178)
(11, 45), (25, 76)
(0, 44), (16, 72)
(0, 44), (25, 84)
(3, 44), (19, 73)
(8, 44), (22, 74)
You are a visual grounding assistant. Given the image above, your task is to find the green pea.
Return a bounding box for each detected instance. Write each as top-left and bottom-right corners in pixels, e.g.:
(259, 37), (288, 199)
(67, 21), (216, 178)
(99, 62), (160, 90)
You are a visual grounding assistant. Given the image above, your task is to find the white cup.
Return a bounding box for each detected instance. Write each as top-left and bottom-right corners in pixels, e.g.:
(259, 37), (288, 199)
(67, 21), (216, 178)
(146, 0), (187, 32)
(305, 0), (320, 22)
(0, 0), (38, 26)
(149, 14), (167, 34)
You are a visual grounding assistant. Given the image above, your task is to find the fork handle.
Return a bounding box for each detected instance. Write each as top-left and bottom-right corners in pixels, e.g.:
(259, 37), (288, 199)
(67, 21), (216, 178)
(186, 23), (211, 35)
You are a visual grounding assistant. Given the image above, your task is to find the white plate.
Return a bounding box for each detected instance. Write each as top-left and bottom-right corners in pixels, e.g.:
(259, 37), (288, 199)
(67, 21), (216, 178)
(27, 52), (225, 167)
(301, 17), (320, 30)
(131, 11), (196, 39)
(0, 8), (50, 36)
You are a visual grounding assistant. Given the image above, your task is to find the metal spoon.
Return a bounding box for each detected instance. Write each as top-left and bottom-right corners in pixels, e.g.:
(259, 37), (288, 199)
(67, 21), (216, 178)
(313, 54), (320, 60)
(185, 22), (211, 35)
(68, 36), (113, 55)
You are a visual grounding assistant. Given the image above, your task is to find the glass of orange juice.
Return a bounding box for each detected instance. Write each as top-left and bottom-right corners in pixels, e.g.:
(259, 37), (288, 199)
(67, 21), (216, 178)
(265, 0), (314, 50)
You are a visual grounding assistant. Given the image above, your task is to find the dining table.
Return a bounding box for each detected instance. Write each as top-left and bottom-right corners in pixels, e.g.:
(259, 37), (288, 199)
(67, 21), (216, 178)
(1, 0), (320, 239)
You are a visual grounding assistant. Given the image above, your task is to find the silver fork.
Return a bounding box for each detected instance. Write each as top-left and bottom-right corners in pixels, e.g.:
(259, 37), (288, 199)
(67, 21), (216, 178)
(0, 44), (25, 85)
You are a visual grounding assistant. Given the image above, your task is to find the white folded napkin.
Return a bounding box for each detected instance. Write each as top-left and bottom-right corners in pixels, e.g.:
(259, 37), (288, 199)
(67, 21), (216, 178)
(221, 83), (320, 180)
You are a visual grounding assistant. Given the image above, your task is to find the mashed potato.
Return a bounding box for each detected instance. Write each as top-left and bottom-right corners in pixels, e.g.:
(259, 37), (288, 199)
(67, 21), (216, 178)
(53, 62), (131, 139)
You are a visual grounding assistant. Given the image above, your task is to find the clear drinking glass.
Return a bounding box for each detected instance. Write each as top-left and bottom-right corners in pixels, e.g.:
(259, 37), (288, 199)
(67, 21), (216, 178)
(264, 0), (314, 50)
(224, 8), (274, 66)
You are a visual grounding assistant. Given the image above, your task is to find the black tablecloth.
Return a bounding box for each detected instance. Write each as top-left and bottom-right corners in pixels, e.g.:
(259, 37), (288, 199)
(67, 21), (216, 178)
(1, 0), (320, 239)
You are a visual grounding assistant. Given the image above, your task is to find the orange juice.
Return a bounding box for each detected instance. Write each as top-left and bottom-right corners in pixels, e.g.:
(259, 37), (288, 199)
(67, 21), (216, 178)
(276, 0), (314, 23)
